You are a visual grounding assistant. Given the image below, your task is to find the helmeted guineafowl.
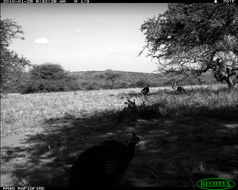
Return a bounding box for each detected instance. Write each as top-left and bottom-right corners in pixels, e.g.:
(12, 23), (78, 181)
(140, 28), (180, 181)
(172, 82), (185, 93)
(141, 85), (149, 96)
(176, 86), (186, 93)
(70, 132), (140, 188)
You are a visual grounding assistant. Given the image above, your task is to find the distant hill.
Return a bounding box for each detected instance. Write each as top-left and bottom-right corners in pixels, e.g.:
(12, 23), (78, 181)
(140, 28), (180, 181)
(69, 70), (218, 90)
(3, 70), (218, 93)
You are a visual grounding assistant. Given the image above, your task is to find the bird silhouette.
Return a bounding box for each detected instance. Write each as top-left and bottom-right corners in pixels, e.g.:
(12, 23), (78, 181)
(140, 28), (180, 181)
(141, 85), (150, 96)
(70, 133), (140, 188)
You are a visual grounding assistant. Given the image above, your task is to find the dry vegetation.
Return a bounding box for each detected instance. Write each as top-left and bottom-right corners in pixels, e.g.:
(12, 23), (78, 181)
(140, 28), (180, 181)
(1, 85), (238, 187)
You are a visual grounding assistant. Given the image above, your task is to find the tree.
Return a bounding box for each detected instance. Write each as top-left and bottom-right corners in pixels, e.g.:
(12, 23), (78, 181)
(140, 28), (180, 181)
(22, 63), (76, 93)
(140, 3), (238, 89)
(30, 63), (68, 81)
(96, 70), (121, 89)
(0, 19), (30, 93)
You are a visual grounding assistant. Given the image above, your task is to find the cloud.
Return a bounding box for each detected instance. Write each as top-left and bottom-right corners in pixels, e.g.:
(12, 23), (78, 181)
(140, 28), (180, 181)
(34, 38), (49, 44)
(75, 29), (83, 34)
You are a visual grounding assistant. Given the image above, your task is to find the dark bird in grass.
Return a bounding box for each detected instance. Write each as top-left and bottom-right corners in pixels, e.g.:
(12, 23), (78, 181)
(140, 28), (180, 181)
(141, 85), (150, 96)
(176, 86), (186, 93)
(70, 132), (140, 188)
(172, 82), (186, 93)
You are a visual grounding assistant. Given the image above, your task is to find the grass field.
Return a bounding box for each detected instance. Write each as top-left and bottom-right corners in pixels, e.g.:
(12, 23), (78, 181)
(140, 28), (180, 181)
(1, 85), (238, 187)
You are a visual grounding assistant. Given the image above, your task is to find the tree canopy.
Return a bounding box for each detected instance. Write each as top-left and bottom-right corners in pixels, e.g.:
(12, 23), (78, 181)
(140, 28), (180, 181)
(140, 3), (238, 88)
(22, 63), (78, 93)
(96, 70), (121, 89)
(0, 19), (30, 93)
(30, 63), (68, 81)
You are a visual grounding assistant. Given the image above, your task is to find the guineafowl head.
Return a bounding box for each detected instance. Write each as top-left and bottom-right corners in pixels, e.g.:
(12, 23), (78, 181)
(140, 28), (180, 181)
(129, 132), (140, 145)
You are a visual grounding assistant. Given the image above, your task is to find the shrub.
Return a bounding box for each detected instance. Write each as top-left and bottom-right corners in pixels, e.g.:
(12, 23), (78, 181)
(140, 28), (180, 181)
(135, 80), (148, 87)
(82, 82), (100, 90)
(21, 78), (81, 94)
(21, 63), (80, 94)
(115, 82), (128, 89)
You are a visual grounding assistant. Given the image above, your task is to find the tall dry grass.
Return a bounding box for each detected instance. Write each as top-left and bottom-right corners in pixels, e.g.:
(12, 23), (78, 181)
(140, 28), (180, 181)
(1, 86), (237, 137)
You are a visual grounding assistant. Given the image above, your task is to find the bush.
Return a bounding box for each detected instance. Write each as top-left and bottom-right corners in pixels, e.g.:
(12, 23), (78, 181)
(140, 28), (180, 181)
(135, 80), (148, 87)
(30, 63), (67, 81)
(80, 82), (100, 90)
(115, 82), (128, 89)
(21, 63), (81, 94)
(22, 80), (58, 94)
(21, 78), (80, 94)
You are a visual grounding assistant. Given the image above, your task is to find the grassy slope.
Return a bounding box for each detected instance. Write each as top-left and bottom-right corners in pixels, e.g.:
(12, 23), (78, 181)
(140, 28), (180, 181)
(1, 86), (238, 187)
(70, 70), (218, 89)
(3, 70), (219, 93)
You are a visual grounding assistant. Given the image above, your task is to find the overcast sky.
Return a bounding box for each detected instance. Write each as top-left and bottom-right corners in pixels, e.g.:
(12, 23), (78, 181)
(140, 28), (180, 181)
(2, 4), (168, 73)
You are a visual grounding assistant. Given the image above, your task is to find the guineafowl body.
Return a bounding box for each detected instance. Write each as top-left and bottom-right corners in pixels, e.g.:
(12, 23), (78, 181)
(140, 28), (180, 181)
(141, 85), (149, 95)
(172, 82), (185, 93)
(176, 86), (186, 93)
(70, 133), (140, 188)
